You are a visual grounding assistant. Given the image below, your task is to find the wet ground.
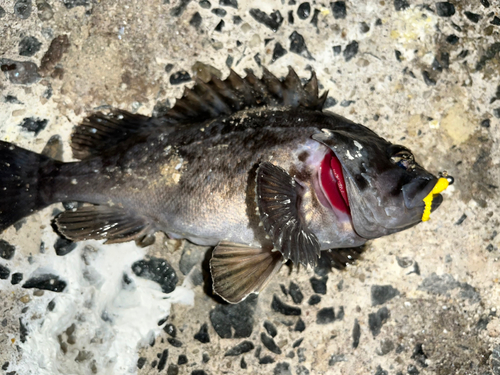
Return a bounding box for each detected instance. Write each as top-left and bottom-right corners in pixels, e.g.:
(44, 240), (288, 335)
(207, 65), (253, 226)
(0, 0), (499, 374)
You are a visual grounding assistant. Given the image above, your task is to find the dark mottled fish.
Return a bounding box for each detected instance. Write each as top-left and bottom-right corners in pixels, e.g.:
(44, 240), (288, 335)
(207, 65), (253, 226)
(0, 67), (452, 303)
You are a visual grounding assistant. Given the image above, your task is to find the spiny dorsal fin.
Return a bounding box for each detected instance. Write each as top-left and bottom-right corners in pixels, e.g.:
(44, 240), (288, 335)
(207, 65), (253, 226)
(165, 66), (328, 124)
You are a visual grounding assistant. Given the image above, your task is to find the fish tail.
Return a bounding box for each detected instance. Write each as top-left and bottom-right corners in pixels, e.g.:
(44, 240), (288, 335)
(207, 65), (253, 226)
(0, 141), (60, 232)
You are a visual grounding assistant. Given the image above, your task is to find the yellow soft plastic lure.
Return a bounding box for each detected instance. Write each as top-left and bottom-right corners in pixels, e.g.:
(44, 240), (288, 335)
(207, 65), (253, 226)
(422, 177), (450, 221)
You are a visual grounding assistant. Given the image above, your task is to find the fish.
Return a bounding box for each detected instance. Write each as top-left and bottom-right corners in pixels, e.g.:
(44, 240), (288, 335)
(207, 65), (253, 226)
(0, 67), (453, 303)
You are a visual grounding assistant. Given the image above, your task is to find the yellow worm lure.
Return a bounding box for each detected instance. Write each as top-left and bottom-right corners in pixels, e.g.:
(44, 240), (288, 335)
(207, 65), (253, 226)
(422, 175), (452, 222)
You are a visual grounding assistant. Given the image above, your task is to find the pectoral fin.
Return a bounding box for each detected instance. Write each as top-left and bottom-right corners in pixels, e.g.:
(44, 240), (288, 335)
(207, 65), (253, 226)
(210, 242), (283, 304)
(256, 161), (320, 268)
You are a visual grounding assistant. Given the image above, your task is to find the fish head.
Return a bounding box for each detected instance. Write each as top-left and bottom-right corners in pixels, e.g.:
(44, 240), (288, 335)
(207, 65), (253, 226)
(312, 118), (448, 239)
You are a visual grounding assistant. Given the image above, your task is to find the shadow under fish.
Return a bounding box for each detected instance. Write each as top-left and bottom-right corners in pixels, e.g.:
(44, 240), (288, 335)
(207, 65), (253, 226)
(0, 67), (453, 303)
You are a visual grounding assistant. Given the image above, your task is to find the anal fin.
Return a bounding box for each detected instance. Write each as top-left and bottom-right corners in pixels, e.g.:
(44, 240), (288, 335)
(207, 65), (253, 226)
(210, 242), (283, 304)
(55, 205), (155, 245)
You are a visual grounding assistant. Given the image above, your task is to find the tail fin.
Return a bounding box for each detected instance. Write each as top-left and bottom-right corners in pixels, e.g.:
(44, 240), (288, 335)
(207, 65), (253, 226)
(0, 141), (56, 231)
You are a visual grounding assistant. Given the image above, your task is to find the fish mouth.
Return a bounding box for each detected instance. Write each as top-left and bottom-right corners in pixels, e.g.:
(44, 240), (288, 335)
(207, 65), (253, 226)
(314, 150), (351, 220)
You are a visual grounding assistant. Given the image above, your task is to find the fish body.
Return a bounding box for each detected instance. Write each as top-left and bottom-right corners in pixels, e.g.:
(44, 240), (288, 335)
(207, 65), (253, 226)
(0, 67), (451, 302)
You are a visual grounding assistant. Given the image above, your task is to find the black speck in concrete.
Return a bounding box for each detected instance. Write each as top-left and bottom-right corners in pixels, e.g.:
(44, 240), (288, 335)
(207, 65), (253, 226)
(407, 364), (420, 374)
(340, 100), (355, 107)
(240, 357), (247, 369)
(374, 365), (388, 375)
(210, 294), (257, 338)
(491, 16), (500, 26)
(19, 117), (48, 136)
(220, 0), (237, 8)
(371, 285), (399, 306)
(249, 9), (284, 32)
(396, 256), (413, 268)
(19, 318), (28, 343)
(294, 318), (306, 332)
(352, 319), (361, 348)
(199, 0), (211, 8)
(360, 21), (370, 33)
(19, 36), (42, 57)
(264, 321), (277, 337)
(47, 299), (55, 311)
(157, 349), (168, 371)
(455, 213), (467, 225)
(308, 294), (321, 305)
(23, 273), (66, 292)
(233, 15), (242, 24)
(289, 31), (314, 60)
(189, 12), (202, 28)
(418, 273), (458, 295)
(191, 370), (208, 375)
(310, 276), (327, 294)
(0, 59), (41, 85)
(378, 338), (395, 355)
(343, 41), (359, 62)
(297, 2), (310, 19)
(310, 8), (320, 28)
(194, 323), (210, 343)
(274, 362), (292, 375)
(137, 357), (146, 369)
(61, 0), (90, 9)
(332, 45), (341, 56)
(225, 340), (255, 356)
(435, 2), (455, 17)
(272, 43), (288, 62)
(422, 71), (436, 86)
(464, 11), (481, 23)
(369, 306), (390, 337)
(254, 53), (262, 66)
(261, 332), (282, 354)
(4, 95), (23, 104)
(481, 119), (491, 128)
(446, 34), (459, 45)
(411, 343), (428, 367)
(11, 272), (23, 285)
(0, 6), (5, 18)
(293, 338), (303, 348)
(168, 337), (182, 347)
(170, 0), (191, 16)
(14, 0), (32, 19)
(167, 364), (179, 375)
(260, 356), (274, 364)
(395, 50), (402, 62)
(440, 52), (450, 69)
(212, 7), (226, 16)
(177, 354), (188, 365)
(316, 307), (335, 324)
(288, 10), (294, 24)
(494, 108), (500, 118)
(289, 281), (303, 304)
(481, 0), (490, 7)
(336, 306), (345, 321)
(271, 295), (301, 316)
(329, 354), (346, 366)
(54, 236), (77, 256)
(457, 49), (469, 59)
(0, 264), (10, 280)
(225, 55), (233, 68)
(394, 0), (409, 11)
(202, 352), (210, 363)
(0, 240), (15, 260)
(214, 20), (225, 32)
(331, 1), (346, 19)
(131, 257), (178, 293)
(170, 70), (191, 85)
(324, 97), (338, 109)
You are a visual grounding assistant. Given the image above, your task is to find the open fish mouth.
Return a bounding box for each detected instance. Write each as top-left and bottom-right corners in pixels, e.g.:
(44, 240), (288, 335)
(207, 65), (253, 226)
(314, 150), (351, 220)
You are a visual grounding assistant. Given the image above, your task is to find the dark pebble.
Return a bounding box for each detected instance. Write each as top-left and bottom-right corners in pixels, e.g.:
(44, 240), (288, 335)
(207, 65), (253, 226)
(411, 343), (428, 367)
(374, 365), (388, 375)
(54, 236), (77, 256)
(194, 323), (210, 343)
(396, 256), (413, 268)
(131, 257), (178, 294)
(2, 362), (9, 371)
(254, 53), (262, 66)
(457, 49), (469, 59)
(179, 243), (206, 275)
(288, 10), (294, 24)
(19, 318), (28, 343)
(249, 9), (283, 32)
(168, 337), (182, 347)
(11, 272), (23, 285)
(170, 0), (190, 16)
(464, 11), (481, 23)
(352, 318), (361, 348)
(316, 307), (335, 324)
(255, 345), (261, 358)
(435, 2), (455, 17)
(297, 2), (310, 19)
(157, 349), (168, 371)
(394, 0), (409, 11)
(494, 108), (500, 118)
(455, 213), (467, 225)
(440, 52), (450, 69)
(23, 273), (66, 292)
(446, 34), (459, 45)
(336, 306), (345, 321)
(491, 16), (500, 26)
(368, 306), (390, 336)
(233, 15), (242, 24)
(0, 240), (15, 260)
(422, 70), (436, 86)
(371, 285), (399, 306)
(14, 0), (32, 19)
(167, 364), (179, 375)
(264, 321), (277, 337)
(298, 348), (306, 363)
(280, 284), (288, 296)
(209, 294), (257, 338)
(289, 31), (313, 59)
(407, 364), (419, 375)
(310, 8), (320, 28)
(395, 50), (402, 62)
(310, 276), (327, 294)
(177, 354), (188, 365)
(189, 12), (202, 28)
(481, 0), (490, 7)
(212, 7), (226, 16)
(296, 365), (310, 375)
(199, 0), (211, 9)
(61, 0), (90, 9)
(0, 264), (10, 280)
(214, 20), (225, 32)
(274, 362), (292, 375)
(0, 6), (5, 18)
(294, 318), (305, 332)
(261, 332), (282, 354)
(19, 36), (42, 58)
(271, 295), (301, 316)
(264, 38), (274, 45)
(220, 0), (237, 8)
(225, 340), (255, 356)
(37, 2), (54, 21)
(375, 18), (382, 26)
(272, 42), (287, 62)
(169, 70), (191, 85)
(260, 356), (275, 364)
(329, 354), (346, 366)
(240, 357), (247, 369)
(360, 21), (370, 33)
(4, 95), (23, 104)
(308, 294), (321, 305)
(293, 338), (303, 348)
(324, 97), (338, 108)
(225, 55), (233, 68)
(137, 357), (146, 369)
(331, 1), (346, 19)
(202, 353), (210, 363)
(343, 41), (359, 62)
(47, 299), (56, 311)
(289, 282), (303, 304)
(191, 371), (208, 375)
(19, 117), (48, 136)
(378, 338), (395, 355)
(340, 100), (355, 107)
(481, 119), (491, 128)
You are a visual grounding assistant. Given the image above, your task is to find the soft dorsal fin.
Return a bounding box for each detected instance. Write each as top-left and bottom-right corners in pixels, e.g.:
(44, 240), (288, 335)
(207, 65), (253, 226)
(165, 66), (328, 124)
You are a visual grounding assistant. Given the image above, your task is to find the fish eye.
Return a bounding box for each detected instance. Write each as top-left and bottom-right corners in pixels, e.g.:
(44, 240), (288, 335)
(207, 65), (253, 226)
(391, 150), (415, 170)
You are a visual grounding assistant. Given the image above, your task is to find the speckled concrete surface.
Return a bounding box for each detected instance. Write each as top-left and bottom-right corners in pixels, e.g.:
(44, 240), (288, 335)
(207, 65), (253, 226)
(1, 0), (500, 374)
